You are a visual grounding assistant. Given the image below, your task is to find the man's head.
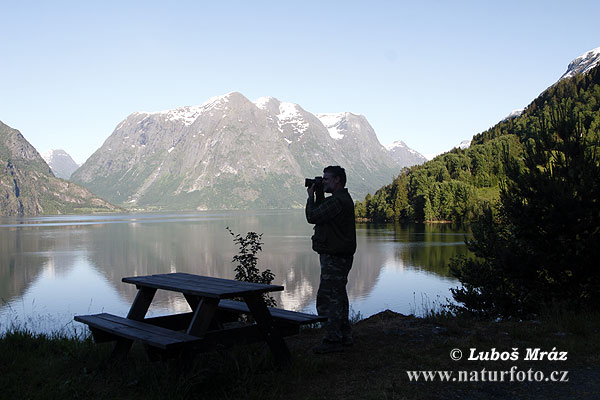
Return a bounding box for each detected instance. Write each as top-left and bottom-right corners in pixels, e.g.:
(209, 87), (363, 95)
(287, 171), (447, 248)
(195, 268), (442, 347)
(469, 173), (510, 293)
(322, 165), (346, 193)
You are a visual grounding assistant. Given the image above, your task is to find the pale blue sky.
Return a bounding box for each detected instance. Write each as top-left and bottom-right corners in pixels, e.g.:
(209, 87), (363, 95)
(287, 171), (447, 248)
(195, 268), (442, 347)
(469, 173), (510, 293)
(2, 0), (599, 163)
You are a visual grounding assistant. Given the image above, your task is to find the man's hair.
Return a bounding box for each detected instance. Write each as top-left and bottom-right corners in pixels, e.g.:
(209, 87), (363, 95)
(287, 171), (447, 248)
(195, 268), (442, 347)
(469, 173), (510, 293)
(323, 165), (347, 187)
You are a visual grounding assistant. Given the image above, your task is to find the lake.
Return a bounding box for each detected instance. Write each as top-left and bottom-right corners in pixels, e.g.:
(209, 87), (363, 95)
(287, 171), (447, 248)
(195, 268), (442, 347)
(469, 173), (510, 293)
(0, 210), (470, 336)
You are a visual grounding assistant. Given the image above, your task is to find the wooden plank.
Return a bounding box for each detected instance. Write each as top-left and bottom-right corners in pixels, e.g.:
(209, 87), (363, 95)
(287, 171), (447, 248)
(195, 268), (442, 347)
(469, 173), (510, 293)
(123, 275), (222, 298)
(159, 273), (284, 295)
(217, 299), (327, 325)
(75, 313), (201, 350)
(100, 314), (198, 342)
(124, 275), (225, 298)
(122, 273), (283, 298)
(88, 327), (117, 343)
(175, 273), (282, 291)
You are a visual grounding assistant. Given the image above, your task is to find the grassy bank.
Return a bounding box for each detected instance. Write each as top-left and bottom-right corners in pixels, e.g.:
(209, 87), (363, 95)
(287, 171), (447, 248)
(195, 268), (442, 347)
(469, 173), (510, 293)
(1, 308), (599, 400)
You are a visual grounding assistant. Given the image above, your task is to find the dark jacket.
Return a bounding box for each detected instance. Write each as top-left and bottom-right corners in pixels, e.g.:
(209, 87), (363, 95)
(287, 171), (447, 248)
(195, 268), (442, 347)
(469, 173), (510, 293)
(305, 188), (357, 257)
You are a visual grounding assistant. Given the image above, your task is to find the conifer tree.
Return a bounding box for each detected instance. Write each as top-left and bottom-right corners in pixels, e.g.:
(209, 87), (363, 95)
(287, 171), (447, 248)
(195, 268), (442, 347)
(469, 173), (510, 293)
(450, 102), (600, 317)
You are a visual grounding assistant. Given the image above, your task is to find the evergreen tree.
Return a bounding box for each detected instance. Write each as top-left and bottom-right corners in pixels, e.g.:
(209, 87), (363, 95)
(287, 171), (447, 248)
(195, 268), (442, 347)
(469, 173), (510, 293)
(450, 103), (600, 317)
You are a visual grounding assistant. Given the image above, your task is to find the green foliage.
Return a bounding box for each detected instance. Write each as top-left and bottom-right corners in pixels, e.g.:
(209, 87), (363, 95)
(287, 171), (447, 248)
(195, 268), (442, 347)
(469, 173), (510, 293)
(450, 103), (600, 318)
(356, 135), (519, 222)
(356, 64), (600, 223)
(226, 227), (276, 307)
(472, 65), (600, 145)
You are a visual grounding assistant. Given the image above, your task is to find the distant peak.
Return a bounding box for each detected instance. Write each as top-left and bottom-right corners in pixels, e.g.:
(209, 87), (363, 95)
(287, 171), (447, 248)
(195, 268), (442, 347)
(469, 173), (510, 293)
(316, 112), (345, 121)
(385, 140), (407, 150)
(278, 101), (301, 114)
(316, 113), (347, 140)
(41, 150), (53, 163)
(138, 92), (244, 127)
(501, 108), (524, 121)
(456, 139), (471, 149)
(560, 46), (600, 80)
(253, 96), (280, 110)
(316, 112), (361, 120)
(42, 149), (71, 163)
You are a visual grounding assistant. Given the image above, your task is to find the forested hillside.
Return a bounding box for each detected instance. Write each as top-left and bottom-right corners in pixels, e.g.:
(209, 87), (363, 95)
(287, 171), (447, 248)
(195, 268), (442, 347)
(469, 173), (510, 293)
(356, 64), (600, 222)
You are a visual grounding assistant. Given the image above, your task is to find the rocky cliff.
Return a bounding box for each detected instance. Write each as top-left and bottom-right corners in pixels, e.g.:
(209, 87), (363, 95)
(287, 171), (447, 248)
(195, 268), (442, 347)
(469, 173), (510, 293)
(72, 92), (420, 210)
(0, 121), (119, 216)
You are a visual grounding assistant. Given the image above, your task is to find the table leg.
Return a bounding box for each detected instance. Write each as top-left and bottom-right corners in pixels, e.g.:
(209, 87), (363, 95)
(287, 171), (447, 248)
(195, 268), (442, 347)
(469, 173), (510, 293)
(243, 294), (291, 367)
(128, 287), (157, 320)
(183, 294), (199, 310)
(187, 297), (219, 337)
(112, 287), (157, 359)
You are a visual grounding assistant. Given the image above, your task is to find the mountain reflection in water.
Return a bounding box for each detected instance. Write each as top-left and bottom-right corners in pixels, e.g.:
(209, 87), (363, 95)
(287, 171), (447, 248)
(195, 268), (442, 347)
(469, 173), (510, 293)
(0, 211), (469, 335)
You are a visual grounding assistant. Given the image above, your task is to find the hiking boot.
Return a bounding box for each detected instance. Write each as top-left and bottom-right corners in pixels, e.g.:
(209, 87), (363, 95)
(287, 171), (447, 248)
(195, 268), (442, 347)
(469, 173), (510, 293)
(312, 340), (344, 354)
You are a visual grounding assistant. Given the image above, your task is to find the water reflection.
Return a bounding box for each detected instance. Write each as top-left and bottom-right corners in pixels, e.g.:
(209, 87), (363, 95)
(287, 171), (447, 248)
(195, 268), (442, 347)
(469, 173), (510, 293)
(0, 211), (469, 335)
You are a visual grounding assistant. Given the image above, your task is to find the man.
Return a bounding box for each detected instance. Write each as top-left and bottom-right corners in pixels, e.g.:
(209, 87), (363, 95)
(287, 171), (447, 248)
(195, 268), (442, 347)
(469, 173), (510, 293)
(305, 165), (357, 353)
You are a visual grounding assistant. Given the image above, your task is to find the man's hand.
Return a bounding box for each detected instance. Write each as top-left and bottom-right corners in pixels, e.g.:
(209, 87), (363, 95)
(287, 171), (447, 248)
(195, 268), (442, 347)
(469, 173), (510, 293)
(307, 183), (315, 200)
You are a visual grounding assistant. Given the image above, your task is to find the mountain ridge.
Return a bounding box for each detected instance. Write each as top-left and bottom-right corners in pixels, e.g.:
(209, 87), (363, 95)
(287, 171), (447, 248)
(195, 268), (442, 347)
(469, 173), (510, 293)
(72, 92), (424, 210)
(355, 46), (600, 222)
(42, 149), (80, 179)
(559, 46), (600, 81)
(0, 120), (119, 215)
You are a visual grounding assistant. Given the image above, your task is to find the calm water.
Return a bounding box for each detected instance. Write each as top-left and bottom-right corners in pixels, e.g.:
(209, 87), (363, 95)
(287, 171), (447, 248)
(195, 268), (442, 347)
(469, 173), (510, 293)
(0, 210), (470, 335)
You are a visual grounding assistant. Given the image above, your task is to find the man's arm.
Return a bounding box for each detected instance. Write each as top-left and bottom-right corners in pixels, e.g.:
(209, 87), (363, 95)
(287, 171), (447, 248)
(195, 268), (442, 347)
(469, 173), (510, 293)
(306, 194), (342, 224)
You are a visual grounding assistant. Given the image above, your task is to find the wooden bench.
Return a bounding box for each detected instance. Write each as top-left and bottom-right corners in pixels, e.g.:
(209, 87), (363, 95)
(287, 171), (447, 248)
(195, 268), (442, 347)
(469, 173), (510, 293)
(74, 313), (202, 352)
(217, 299), (326, 326)
(75, 302), (326, 358)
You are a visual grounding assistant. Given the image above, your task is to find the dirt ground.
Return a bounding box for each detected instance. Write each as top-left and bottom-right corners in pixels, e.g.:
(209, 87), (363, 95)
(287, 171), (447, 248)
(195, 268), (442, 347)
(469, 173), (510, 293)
(284, 311), (600, 400)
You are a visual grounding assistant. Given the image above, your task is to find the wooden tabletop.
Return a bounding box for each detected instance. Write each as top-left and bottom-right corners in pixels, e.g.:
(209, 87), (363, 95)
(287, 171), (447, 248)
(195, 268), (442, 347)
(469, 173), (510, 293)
(122, 272), (284, 299)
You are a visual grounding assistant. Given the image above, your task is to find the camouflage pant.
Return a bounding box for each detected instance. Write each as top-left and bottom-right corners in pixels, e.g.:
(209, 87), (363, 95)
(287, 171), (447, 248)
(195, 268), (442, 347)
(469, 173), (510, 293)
(316, 253), (353, 342)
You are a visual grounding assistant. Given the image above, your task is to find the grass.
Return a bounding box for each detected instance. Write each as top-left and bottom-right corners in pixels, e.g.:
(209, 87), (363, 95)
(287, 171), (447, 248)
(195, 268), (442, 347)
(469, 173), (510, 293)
(1, 307), (599, 400)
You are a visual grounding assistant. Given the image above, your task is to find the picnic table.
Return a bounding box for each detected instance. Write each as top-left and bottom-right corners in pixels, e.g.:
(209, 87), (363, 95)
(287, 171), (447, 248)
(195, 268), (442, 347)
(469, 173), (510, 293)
(75, 273), (325, 366)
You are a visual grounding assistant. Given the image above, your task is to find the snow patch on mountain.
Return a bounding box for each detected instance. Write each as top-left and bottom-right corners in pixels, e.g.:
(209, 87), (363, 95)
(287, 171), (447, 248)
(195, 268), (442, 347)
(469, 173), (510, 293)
(316, 113), (346, 140)
(254, 96), (277, 110)
(41, 149), (81, 179)
(502, 108), (524, 121)
(41, 150), (53, 163)
(42, 149), (80, 165)
(277, 102), (309, 133)
(140, 93), (235, 127)
(386, 140), (423, 156)
(560, 46), (600, 80)
(385, 140), (407, 151)
(457, 139), (471, 149)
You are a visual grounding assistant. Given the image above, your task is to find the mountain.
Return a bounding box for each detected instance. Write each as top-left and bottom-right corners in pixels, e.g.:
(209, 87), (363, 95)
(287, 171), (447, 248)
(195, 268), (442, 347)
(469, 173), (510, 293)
(384, 140), (427, 166)
(559, 46), (600, 81)
(493, 48), (599, 128)
(355, 47), (600, 222)
(0, 120), (119, 216)
(71, 92), (404, 210)
(42, 149), (80, 179)
(316, 113), (425, 169)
